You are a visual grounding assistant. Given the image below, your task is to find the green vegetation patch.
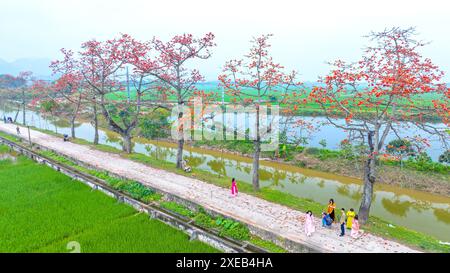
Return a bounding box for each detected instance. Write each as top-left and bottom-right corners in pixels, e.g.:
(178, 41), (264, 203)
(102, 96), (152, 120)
(0, 151), (218, 253)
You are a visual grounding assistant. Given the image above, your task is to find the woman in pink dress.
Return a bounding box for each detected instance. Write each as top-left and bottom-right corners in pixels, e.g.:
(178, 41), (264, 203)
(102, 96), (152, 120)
(231, 178), (238, 196)
(304, 211), (315, 237)
(351, 215), (361, 238)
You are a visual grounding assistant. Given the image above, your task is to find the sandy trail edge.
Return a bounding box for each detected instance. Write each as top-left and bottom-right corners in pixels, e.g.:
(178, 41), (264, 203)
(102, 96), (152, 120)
(0, 123), (419, 253)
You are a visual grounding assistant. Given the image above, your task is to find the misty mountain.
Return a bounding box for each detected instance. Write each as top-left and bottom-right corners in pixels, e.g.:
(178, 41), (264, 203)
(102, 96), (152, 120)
(0, 58), (53, 79)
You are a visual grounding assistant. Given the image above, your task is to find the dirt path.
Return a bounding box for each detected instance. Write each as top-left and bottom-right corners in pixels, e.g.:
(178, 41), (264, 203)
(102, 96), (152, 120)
(0, 123), (419, 253)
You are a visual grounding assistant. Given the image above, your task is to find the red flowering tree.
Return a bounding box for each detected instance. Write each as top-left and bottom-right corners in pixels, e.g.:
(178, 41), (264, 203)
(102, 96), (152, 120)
(219, 34), (302, 191)
(310, 27), (449, 222)
(144, 33), (216, 169)
(78, 34), (150, 152)
(50, 49), (85, 138)
(30, 79), (59, 116)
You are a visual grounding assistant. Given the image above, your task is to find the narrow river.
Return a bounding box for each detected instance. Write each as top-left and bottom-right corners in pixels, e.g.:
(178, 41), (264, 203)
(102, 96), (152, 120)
(1, 106), (449, 242)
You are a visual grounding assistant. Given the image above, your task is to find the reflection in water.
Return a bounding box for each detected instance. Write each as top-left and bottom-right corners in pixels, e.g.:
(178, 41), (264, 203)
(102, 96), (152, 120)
(381, 198), (413, 217)
(350, 190), (362, 201)
(1, 107), (450, 242)
(185, 153), (206, 168)
(318, 180), (325, 188)
(434, 208), (450, 224)
(337, 185), (350, 197)
(207, 159), (227, 177)
(337, 185), (363, 201)
(145, 145), (175, 161)
(259, 169), (273, 181)
(47, 117), (81, 128)
(288, 174), (307, 184)
(271, 170), (287, 188)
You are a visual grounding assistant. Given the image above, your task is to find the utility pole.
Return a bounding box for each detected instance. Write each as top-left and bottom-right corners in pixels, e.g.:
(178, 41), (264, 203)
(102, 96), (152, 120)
(126, 66), (131, 103)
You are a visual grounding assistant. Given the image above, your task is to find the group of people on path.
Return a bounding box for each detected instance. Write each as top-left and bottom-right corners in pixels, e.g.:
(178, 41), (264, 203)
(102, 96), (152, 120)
(304, 199), (362, 239)
(228, 179), (361, 239)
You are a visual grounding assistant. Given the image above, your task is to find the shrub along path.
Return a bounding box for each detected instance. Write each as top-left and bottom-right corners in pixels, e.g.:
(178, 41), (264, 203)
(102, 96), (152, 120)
(0, 123), (418, 253)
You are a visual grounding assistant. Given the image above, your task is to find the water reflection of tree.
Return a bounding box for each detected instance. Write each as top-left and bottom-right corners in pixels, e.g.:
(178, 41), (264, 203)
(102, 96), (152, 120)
(184, 153), (206, 168)
(433, 208), (450, 224)
(381, 198), (413, 217)
(145, 145), (174, 161)
(269, 170), (287, 188)
(207, 159), (227, 177)
(337, 185), (362, 201)
(259, 169), (273, 181)
(288, 173), (307, 184)
(234, 161), (244, 172)
(318, 180), (325, 188)
(337, 185), (350, 196)
(48, 117), (80, 129)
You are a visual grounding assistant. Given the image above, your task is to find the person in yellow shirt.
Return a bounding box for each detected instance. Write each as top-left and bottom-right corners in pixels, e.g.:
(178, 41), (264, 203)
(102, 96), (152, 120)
(346, 208), (356, 229)
(327, 199), (336, 222)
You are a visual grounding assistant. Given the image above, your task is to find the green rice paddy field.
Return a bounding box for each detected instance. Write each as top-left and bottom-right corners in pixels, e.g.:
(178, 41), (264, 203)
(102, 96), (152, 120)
(106, 84), (443, 116)
(0, 146), (219, 253)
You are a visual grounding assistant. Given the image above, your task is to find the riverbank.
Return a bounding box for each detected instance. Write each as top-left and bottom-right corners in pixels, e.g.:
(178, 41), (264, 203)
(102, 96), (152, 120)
(190, 140), (450, 197)
(2, 123), (448, 252)
(2, 105), (448, 198)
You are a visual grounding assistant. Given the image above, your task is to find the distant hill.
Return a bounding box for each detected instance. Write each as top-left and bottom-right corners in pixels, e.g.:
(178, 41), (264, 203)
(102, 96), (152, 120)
(0, 58), (53, 79)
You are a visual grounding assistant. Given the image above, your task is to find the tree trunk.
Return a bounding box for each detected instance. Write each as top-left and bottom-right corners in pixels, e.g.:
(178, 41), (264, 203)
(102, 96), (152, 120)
(252, 140), (261, 191)
(93, 98), (99, 145)
(14, 103), (20, 123)
(122, 133), (132, 153)
(22, 89), (26, 125)
(175, 100), (184, 169)
(358, 158), (375, 223)
(251, 105), (261, 191)
(358, 131), (376, 224)
(70, 96), (82, 139)
(70, 116), (76, 139)
(176, 138), (184, 169)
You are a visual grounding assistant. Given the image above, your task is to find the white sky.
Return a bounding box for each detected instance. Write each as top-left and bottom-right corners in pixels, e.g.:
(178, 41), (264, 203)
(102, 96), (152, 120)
(1, 0), (449, 81)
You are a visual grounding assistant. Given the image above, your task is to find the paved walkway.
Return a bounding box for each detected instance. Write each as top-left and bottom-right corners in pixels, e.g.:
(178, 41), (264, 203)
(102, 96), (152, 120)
(0, 123), (419, 253)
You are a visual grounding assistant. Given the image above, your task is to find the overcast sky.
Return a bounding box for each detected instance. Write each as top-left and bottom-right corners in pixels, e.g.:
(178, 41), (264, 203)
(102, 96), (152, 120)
(1, 0), (449, 81)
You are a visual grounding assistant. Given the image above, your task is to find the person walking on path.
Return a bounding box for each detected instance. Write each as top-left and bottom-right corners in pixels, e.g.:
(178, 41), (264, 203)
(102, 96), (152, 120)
(351, 215), (362, 238)
(339, 208), (346, 237)
(231, 178), (238, 197)
(16, 126), (20, 135)
(346, 208), (356, 229)
(304, 210), (315, 237)
(327, 199), (336, 222)
(3, 116), (6, 123)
